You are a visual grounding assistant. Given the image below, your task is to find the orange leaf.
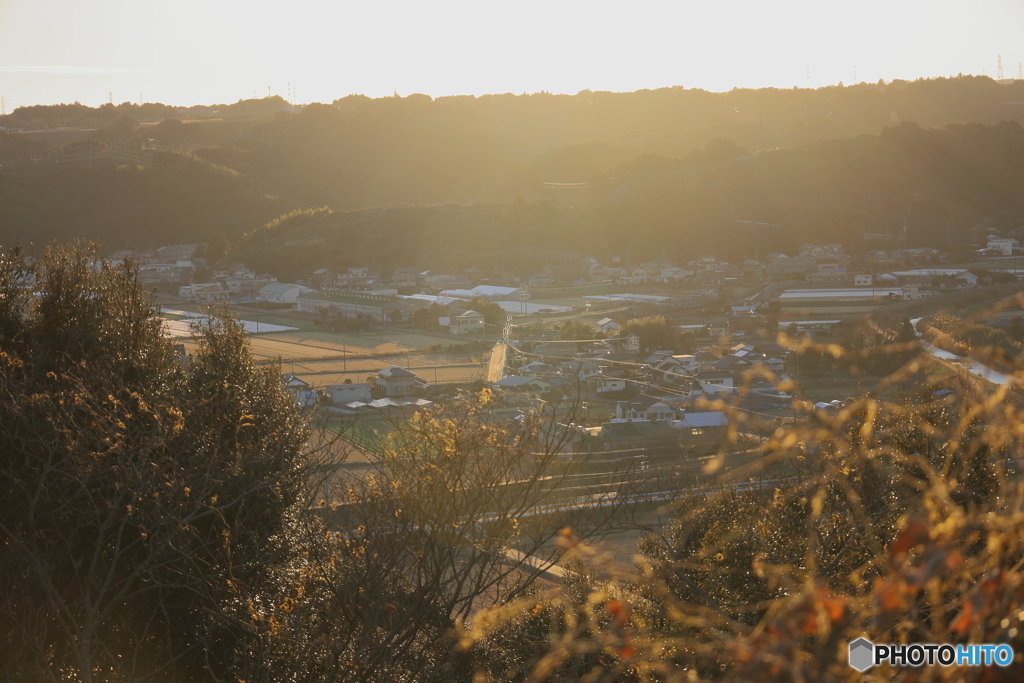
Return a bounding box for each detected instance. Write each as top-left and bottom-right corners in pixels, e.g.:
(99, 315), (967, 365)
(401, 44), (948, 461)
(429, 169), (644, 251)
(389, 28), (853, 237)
(875, 577), (906, 611)
(952, 600), (975, 634)
(889, 520), (930, 561)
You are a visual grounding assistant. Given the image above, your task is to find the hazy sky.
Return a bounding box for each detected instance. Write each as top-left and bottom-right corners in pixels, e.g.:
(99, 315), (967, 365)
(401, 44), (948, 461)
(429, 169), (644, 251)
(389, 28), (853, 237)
(1, 0), (1022, 109)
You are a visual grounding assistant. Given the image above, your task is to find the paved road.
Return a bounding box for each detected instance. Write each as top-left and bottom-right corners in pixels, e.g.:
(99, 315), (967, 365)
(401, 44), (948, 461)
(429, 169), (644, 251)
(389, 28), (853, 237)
(486, 342), (505, 384)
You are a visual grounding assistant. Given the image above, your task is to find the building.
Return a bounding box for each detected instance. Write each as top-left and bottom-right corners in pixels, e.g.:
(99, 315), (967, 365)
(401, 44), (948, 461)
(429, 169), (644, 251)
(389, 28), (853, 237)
(596, 317), (620, 332)
(492, 376), (550, 392)
(178, 282), (228, 301)
(376, 365), (427, 396)
(599, 420), (679, 453)
(297, 289), (419, 322)
(674, 411), (729, 438)
(987, 237), (1019, 256)
(559, 360), (601, 380)
(615, 395), (679, 421)
(449, 310), (485, 335)
(596, 377), (628, 394)
(281, 374), (317, 408)
(325, 383), (373, 404)
(854, 274), (873, 286)
(440, 284), (523, 301)
(259, 282), (310, 304)
(697, 370), (734, 394)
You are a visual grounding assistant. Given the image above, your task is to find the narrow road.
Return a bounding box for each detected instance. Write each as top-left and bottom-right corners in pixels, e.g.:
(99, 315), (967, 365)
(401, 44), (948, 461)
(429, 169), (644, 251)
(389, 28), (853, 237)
(486, 342), (505, 384)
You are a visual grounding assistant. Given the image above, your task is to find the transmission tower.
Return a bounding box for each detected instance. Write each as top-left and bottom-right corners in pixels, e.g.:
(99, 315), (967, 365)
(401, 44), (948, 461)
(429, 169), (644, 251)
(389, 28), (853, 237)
(108, 92), (112, 105)
(998, 54), (1004, 80)
(1019, 62), (1022, 80)
(1, 96), (5, 117)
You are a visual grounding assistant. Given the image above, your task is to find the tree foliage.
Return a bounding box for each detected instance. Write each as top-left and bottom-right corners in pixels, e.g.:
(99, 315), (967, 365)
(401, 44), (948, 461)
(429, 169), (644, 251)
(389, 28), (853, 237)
(621, 315), (678, 353)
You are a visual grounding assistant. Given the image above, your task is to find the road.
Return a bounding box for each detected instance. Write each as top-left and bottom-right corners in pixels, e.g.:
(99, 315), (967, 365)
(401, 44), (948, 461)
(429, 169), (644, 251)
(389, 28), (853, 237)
(486, 342), (505, 384)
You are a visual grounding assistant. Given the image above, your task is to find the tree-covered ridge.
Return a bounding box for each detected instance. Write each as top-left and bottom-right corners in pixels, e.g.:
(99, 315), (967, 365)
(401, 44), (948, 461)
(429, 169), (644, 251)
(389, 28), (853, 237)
(223, 119), (1024, 279)
(0, 152), (289, 249)
(5, 77), (1024, 265)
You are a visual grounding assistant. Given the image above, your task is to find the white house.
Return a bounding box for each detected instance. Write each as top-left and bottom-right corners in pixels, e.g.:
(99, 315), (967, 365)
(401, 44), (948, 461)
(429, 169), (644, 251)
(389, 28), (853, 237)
(558, 360), (601, 380)
(697, 370), (734, 395)
(325, 383), (373, 404)
(956, 271), (979, 287)
(376, 365), (426, 396)
(596, 377), (628, 394)
(615, 395), (678, 421)
(988, 238), (1018, 256)
(596, 317), (620, 332)
(624, 266), (649, 284)
(178, 282), (228, 301)
(449, 310), (485, 335)
(259, 282), (310, 304)
(651, 355), (697, 383)
(854, 274), (873, 286)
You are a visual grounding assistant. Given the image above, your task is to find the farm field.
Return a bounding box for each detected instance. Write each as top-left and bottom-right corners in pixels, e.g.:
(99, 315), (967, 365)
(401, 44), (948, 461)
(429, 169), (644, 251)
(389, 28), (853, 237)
(180, 330), (456, 359)
(305, 366), (485, 388)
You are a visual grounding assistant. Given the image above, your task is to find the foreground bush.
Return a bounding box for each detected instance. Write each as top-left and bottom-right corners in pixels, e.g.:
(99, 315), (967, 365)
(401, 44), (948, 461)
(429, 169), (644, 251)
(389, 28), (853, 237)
(463, 335), (1024, 683)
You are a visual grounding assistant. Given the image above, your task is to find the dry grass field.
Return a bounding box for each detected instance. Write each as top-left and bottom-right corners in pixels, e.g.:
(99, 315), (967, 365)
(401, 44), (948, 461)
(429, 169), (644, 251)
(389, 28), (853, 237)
(180, 330), (456, 360)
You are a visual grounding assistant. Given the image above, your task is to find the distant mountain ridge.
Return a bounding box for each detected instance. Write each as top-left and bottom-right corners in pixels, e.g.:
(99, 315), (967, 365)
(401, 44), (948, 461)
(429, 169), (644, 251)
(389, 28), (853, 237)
(2, 77), (1024, 262)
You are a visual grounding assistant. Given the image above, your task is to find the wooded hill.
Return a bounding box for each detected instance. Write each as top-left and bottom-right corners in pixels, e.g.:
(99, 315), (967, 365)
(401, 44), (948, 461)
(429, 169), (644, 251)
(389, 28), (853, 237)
(231, 119), (1024, 279)
(3, 76), (1024, 263)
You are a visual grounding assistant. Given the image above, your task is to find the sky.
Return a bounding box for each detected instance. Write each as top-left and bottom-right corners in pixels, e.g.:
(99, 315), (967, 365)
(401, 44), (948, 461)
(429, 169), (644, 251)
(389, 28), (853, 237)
(1, 0), (1022, 110)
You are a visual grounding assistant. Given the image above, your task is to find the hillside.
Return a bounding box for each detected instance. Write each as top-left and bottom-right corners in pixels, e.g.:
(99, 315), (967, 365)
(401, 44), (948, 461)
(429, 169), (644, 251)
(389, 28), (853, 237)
(227, 119), (1024, 279)
(4, 77), (1024, 259)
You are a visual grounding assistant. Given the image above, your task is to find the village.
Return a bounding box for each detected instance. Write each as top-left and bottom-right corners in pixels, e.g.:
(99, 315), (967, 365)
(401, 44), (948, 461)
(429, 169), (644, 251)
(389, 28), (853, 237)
(116, 231), (1024, 459)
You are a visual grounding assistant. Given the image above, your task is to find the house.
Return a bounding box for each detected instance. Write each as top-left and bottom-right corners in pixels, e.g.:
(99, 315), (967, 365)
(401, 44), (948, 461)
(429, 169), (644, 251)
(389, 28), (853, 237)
(449, 310), (485, 335)
(596, 317), (620, 332)
(559, 360), (601, 380)
(310, 268), (335, 289)
(957, 271), (979, 287)
(651, 355), (697, 383)
(693, 349), (721, 368)
(615, 395), (679, 421)
(325, 383), (373, 404)
(259, 282), (310, 304)
(599, 420), (679, 453)
(674, 411), (729, 438)
(376, 365), (427, 396)
(178, 282), (228, 301)
(519, 361), (557, 378)
(987, 237), (1019, 256)
(492, 376), (550, 392)
(854, 274), (873, 286)
(282, 374), (311, 392)
(596, 377), (629, 394)
(533, 341), (580, 359)
(282, 374), (317, 408)
(696, 370), (734, 394)
(624, 266), (649, 284)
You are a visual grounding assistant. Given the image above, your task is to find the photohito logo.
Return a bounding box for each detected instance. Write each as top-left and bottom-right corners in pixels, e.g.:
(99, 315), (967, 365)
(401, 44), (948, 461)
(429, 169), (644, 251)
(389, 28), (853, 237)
(848, 637), (1014, 671)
